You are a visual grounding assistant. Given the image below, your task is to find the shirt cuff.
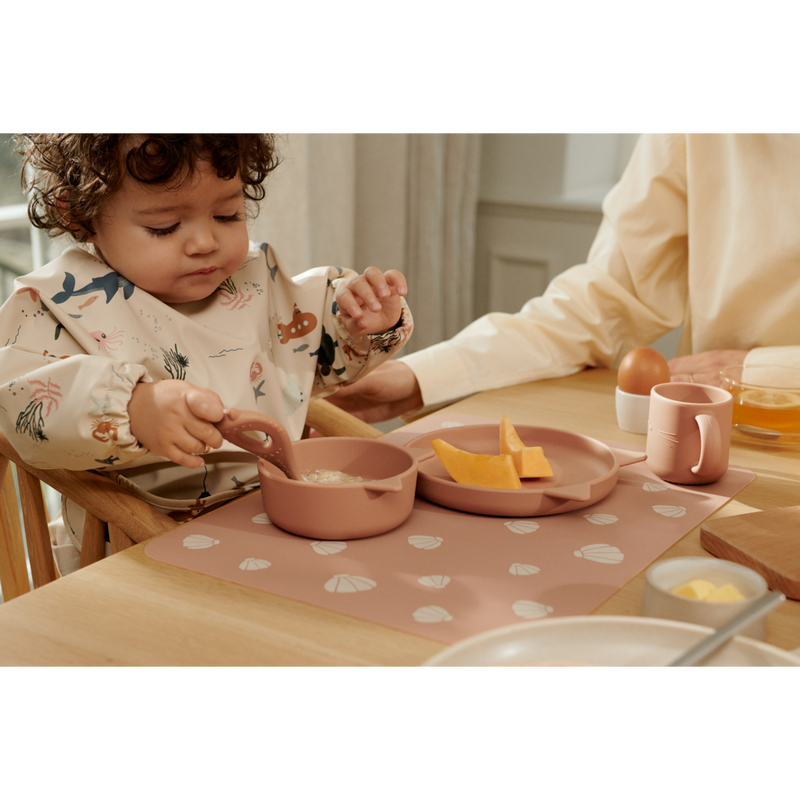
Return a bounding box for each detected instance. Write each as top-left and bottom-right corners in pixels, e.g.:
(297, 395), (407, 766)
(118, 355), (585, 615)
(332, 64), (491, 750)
(399, 342), (473, 411)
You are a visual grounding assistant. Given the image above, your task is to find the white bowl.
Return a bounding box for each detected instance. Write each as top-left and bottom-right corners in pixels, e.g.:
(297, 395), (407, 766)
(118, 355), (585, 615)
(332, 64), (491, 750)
(615, 386), (651, 434)
(642, 557), (769, 640)
(422, 616), (799, 666)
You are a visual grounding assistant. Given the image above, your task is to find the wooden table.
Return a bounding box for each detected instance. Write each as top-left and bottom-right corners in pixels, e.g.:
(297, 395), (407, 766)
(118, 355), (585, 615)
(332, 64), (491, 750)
(1, 368), (798, 665)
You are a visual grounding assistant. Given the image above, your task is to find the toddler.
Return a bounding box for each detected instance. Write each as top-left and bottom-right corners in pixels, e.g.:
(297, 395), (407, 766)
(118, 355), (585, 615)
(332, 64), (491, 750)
(0, 134), (412, 573)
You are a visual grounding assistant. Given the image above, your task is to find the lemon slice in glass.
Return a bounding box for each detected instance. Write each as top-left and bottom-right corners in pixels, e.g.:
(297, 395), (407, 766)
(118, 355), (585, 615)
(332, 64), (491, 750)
(738, 389), (800, 409)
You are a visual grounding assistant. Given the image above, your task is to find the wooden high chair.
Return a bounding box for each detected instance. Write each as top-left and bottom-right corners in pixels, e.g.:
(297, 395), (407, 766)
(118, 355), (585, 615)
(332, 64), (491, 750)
(0, 431), (180, 601)
(0, 398), (382, 602)
(303, 396), (383, 440)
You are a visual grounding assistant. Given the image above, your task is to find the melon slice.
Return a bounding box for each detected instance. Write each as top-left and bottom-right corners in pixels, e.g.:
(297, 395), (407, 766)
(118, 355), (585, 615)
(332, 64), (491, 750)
(431, 438), (522, 490)
(499, 415), (554, 478)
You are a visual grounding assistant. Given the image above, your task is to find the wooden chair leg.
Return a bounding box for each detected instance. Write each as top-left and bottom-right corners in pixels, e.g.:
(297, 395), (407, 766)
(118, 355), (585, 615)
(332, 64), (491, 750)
(16, 467), (57, 589)
(79, 511), (107, 568)
(0, 459), (31, 601)
(108, 523), (135, 554)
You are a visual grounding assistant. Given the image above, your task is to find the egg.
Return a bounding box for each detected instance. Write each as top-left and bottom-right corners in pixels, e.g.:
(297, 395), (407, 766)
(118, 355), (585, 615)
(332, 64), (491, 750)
(617, 347), (671, 395)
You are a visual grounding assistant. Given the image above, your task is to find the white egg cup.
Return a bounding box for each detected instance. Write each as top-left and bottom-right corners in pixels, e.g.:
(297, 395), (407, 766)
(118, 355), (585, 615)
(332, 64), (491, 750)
(615, 386), (651, 434)
(642, 557), (769, 641)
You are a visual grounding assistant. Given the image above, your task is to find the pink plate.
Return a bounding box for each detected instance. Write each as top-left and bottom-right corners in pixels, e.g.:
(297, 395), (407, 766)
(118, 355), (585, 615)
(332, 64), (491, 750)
(406, 424), (646, 517)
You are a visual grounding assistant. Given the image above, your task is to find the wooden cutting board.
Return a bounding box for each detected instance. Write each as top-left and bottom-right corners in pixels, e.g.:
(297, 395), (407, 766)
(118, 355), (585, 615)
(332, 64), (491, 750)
(700, 506), (800, 599)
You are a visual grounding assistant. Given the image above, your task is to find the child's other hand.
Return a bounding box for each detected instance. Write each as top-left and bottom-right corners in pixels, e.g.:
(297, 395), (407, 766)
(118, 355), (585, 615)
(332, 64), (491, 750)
(129, 380), (225, 469)
(335, 267), (407, 336)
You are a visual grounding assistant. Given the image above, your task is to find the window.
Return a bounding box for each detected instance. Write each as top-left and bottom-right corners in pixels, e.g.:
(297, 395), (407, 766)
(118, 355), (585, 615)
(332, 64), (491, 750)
(0, 135), (25, 205)
(0, 134), (48, 304)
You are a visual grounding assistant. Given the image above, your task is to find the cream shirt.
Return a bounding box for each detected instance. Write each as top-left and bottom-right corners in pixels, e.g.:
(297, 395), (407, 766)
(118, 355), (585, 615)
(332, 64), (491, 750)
(403, 134), (800, 411)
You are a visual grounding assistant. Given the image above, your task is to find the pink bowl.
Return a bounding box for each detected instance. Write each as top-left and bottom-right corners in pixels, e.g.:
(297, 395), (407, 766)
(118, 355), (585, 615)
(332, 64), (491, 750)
(255, 437), (419, 539)
(216, 408), (420, 538)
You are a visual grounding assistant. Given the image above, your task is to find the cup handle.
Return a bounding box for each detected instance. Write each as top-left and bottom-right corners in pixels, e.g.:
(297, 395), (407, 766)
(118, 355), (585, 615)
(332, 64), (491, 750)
(691, 414), (720, 476)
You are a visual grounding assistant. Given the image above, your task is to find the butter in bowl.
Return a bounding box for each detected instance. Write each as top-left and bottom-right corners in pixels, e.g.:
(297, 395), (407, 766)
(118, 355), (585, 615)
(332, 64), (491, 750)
(642, 556), (770, 640)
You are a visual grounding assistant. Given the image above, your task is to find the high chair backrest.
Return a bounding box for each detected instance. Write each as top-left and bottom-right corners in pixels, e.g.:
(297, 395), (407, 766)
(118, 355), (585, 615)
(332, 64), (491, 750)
(303, 397), (383, 439)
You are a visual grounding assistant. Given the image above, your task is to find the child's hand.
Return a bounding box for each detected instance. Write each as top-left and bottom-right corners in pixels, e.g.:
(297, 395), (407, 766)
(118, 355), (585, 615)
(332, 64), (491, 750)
(335, 267), (407, 336)
(129, 380), (225, 469)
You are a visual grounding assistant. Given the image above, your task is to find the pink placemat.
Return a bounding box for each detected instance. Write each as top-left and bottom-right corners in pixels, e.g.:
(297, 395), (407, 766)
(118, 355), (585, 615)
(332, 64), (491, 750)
(144, 415), (755, 644)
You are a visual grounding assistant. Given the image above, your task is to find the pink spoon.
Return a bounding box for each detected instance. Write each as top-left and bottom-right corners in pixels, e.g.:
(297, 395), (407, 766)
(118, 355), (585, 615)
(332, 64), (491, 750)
(215, 408), (302, 481)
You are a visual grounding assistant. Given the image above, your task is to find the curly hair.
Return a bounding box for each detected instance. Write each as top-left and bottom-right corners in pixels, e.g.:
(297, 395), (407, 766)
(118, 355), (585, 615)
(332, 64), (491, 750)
(14, 134), (281, 242)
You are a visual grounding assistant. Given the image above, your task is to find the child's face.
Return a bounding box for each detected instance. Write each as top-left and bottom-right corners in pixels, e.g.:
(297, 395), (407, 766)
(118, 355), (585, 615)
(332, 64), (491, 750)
(87, 158), (250, 304)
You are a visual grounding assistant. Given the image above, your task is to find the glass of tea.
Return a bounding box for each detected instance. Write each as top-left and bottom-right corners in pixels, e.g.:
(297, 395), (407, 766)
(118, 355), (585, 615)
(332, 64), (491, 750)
(720, 364), (800, 445)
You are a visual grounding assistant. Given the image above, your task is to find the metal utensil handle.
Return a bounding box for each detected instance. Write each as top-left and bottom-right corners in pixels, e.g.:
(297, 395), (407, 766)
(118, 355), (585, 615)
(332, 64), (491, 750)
(668, 590), (786, 667)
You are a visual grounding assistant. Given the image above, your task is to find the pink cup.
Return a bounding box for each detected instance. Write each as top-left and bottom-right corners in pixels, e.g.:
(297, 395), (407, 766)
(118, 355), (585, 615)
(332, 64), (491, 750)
(646, 383), (733, 485)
